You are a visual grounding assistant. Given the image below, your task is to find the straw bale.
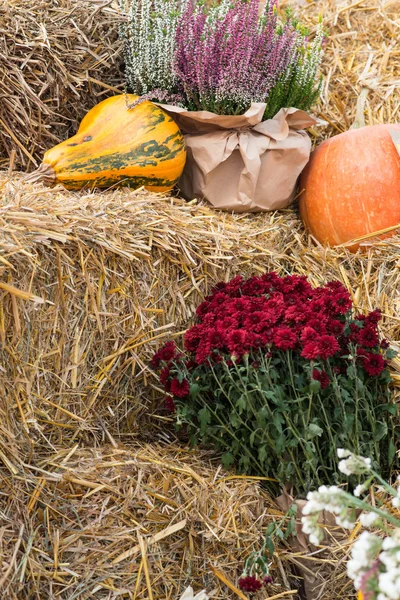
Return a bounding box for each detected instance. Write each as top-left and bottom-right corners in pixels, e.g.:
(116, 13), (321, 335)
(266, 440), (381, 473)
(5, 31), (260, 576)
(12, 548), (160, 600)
(1, 171), (400, 451)
(0, 0), (122, 171)
(0, 441), (298, 599)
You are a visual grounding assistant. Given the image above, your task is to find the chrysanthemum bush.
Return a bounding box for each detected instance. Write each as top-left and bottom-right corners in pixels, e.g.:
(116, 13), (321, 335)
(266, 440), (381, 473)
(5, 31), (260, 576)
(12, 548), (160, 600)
(152, 273), (398, 496)
(120, 0), (324, 119)
(302, 449), (400, 600)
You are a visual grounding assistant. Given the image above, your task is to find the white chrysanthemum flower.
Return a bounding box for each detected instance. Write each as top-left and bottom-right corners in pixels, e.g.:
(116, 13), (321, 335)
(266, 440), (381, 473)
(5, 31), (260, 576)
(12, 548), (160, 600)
(338, 451), (372, 477)
(360, 511), (380, 528)
(347, 532), (382, 589)
(337, 448), (350, 459)
(354, 484), (367, 497)
(392, 496), (400, 509)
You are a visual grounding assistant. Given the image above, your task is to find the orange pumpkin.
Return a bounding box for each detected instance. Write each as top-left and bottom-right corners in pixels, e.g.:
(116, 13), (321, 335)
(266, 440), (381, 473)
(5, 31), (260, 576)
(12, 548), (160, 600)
(299, 124), (400, 251)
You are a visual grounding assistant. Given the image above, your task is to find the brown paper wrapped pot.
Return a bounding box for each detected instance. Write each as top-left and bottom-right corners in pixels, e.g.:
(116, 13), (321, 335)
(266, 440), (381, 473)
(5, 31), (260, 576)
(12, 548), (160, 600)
(161, 103), (317, 212)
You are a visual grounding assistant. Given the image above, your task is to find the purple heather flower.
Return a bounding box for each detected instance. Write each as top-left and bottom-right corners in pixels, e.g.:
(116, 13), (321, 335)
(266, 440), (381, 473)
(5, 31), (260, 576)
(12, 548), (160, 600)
(174, 0), (297, 115)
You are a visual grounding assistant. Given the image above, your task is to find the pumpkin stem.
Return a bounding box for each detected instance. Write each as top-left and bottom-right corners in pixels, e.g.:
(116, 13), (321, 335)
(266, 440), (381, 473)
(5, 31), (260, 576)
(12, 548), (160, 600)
(24, 162), (56, 186)
(350, 87), (370, 129)
(351, 77), (378, 129)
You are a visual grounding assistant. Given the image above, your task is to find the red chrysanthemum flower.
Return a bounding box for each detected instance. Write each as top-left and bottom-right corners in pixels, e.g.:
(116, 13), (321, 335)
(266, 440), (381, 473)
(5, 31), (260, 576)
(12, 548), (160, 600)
(357, 326), (379, 349)
(301, 341), (320, 360)
(315, 335), (341, 360)
(274, 327), (297, 350)
(238, 576), (263, 593)
(242, 332), (260, 349)
(212, 281), (227, 292)
(207, 329), (226, 349)
(243, 311), (264, 329)
(312, 368), (330, 389)
(302, 336), (340, 360)
(354, 313), (367, 323)
(327, 319), (345, 336)
(224, 275), (243, 297)
(362, 353), (386, 377)
(365, 309), (382, 326)
(160, 366), (171, 388)
(278, 274), (312, 296)
(381, 339), (390, 349)
(195, 340), (213, 364)
(232, 297), (252, 313)
(285, 305), (310, 324)
(241, 276), (267, 296)
(263, 576), (273, 586)
(329, 290), (352, 314)
(165, 397), (176, 412)
(300, 326), (317, 344)
(325, 280), (346, 292)
(227, 329), (249, 356)
(196, 300), (211, 318)
(220, 316), (240, 330)
(203, 313), (218, 326)
(151, 341), (176, 368)
(170, 378), (190, 397)
(306, 319), (328, 335)
(184, 325), (204, 352)
(212, 352), (223, 364)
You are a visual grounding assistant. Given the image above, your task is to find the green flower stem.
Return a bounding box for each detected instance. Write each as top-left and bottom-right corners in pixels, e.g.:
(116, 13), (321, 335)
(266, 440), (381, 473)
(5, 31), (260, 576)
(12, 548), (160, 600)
(202, 395), (265, 473)
(209, 362), (267, 449)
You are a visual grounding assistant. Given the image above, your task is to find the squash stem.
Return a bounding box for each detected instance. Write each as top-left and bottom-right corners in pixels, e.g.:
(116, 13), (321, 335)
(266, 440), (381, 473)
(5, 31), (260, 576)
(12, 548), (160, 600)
(25, 163), (56, 187)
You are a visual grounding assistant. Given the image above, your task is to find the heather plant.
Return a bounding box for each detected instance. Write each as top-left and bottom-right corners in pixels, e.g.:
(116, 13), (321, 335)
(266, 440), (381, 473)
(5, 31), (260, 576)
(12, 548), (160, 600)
(119, 0), (186, 98)
(263, 15), (324, 119)
(174, 0), (324, 118)
(302, 449), (400, 600)
(152, 274), (398, 497)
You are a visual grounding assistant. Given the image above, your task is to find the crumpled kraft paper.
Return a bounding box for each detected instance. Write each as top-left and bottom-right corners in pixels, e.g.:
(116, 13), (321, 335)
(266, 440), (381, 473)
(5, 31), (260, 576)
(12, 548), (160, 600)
(276, 488), (351, 600)
(160, 103), (317, 212)
(178, 586), (209, 600)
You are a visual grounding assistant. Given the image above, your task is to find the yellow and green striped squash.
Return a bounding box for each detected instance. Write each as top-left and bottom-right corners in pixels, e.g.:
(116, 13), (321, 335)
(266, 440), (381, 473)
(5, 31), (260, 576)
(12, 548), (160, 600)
(32, 95), (186, 192)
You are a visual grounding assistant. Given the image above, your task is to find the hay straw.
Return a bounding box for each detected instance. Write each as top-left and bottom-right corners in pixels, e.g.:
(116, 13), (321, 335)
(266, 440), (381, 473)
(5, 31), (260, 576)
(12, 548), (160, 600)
(0, 0), (122, 171)
(2, 1), (400, 598)
(0, 442), (297, 599)
(1, 170), (399, 452)
(283, 0), (400, 141)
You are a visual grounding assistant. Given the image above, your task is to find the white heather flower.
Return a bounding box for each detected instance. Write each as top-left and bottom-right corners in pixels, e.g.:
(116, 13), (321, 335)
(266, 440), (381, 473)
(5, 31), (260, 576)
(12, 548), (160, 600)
(360, 512), (380, 528)
(336, 514), (356, 530)
(378, 569), (400, 600)
(119, 0), (187, 95)
(309, 532), (323, 546)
